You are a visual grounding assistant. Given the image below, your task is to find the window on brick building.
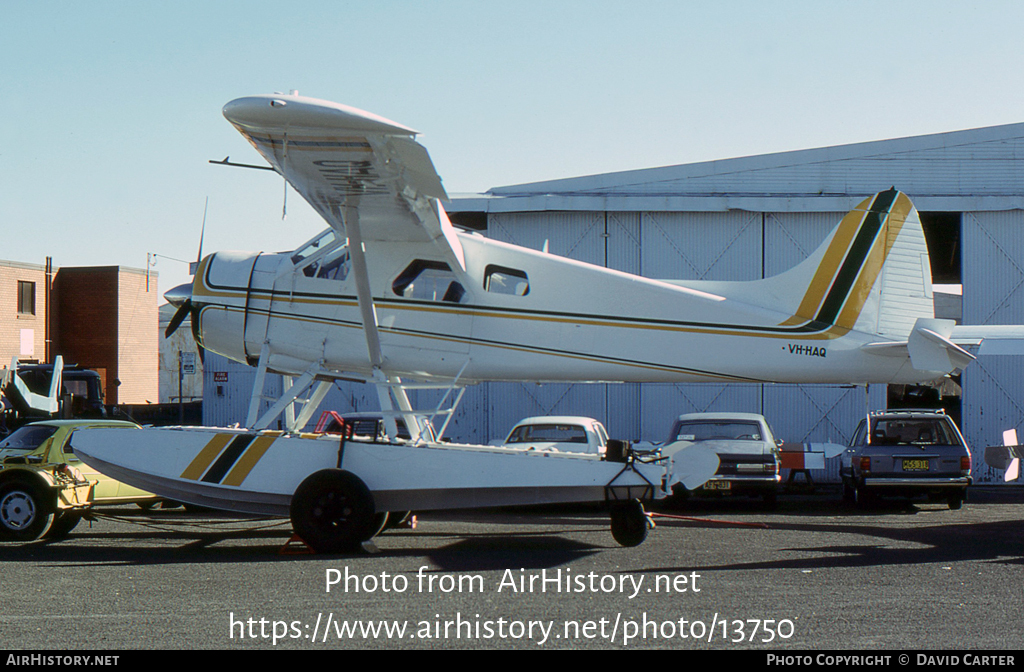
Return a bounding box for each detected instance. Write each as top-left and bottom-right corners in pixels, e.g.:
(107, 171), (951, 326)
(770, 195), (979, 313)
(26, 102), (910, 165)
(17, 281), (35, 316)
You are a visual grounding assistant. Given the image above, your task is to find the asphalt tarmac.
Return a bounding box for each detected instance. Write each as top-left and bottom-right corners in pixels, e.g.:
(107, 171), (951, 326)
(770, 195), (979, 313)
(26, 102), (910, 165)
(1, 486), (1022, 651)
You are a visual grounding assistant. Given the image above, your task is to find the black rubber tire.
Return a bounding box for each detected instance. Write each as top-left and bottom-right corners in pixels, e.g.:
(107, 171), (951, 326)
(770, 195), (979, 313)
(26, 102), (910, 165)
(948, 491), (965, 510)
(610, 500), (649, 547)
(290, 469), (377, 553)
(45, 512), (82, 539)
(854, 484), (874, 509)
(0, 480), (55, 542)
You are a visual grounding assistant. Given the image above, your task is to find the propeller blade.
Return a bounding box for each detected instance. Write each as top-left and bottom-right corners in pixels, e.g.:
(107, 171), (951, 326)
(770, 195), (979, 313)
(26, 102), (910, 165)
(197, 197), (207, 264)
(165, 299), (192, 338)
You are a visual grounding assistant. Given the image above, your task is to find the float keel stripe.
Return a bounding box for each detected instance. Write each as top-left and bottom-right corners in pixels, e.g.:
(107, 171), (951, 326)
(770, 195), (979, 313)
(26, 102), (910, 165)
(180, 433), (235, 480)
(201, 435), (256, 483)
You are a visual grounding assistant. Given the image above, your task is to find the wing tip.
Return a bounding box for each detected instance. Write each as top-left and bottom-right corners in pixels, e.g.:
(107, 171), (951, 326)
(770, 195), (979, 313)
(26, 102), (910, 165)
(223, 94), (419, 136)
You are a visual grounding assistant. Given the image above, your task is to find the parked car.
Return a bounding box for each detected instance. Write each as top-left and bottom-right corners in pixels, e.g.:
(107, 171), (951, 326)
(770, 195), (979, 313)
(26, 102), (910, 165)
(660, 412), (782, 506)
(501, 416), (610, 455)
(841, 409), (972, 509)
(317, 411), (435, 443)
(0, 419), (158, 541)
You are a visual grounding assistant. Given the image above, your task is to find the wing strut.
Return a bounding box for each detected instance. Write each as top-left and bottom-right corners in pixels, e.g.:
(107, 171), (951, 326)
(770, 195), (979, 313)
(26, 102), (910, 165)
(245, 341), (336, 432)
(342, 202), (384, 369)
(340, 201), (426, 442)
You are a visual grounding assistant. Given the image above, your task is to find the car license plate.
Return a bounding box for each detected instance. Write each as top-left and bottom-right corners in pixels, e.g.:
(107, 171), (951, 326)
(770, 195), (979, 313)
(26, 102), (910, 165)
(902, 458), (930, 471)
(703, 481), (731, 491)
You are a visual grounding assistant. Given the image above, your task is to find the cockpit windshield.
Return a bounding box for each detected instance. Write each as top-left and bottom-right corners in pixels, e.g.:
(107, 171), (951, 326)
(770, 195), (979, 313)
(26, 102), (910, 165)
(291, 229), (339, 266)
(291, 229), (350, 281)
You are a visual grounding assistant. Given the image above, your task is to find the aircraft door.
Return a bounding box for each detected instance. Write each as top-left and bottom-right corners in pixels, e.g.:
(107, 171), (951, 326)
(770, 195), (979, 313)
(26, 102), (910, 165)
(261, 253), (337, 369)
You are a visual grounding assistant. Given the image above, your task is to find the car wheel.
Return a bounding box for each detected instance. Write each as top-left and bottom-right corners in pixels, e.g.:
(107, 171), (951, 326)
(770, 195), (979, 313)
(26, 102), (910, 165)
(610, 499), (650, 547)
(947, 491), (965, 510)
(762, 491), (778, 510)
(0, 480), (55, 541)
(289, 469), (377, 554)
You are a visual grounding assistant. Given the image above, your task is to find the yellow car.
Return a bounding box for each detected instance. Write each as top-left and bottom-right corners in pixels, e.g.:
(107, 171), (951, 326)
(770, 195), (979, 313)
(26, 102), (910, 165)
(0, 419), (158, 541)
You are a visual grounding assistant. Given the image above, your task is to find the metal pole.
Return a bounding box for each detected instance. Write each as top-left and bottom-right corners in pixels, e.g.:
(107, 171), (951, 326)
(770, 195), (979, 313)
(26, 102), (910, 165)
(178, 352), (184, 424)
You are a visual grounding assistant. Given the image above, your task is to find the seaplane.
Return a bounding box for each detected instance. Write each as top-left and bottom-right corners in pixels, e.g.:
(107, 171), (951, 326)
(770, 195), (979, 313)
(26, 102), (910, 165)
(71, 92), (1024, 553)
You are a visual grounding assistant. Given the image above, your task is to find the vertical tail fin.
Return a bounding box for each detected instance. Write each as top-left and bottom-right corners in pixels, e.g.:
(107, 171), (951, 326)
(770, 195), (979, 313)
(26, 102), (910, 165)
(773, 188), (934, 337)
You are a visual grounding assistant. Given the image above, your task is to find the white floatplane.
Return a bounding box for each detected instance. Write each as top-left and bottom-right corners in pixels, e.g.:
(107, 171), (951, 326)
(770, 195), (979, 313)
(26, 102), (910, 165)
(71, 93), (1024, 552)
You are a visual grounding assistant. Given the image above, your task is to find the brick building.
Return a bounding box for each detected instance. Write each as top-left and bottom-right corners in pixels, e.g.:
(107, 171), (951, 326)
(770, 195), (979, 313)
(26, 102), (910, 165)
(0, 260), (50, 364)
(1, 260), (158, 405)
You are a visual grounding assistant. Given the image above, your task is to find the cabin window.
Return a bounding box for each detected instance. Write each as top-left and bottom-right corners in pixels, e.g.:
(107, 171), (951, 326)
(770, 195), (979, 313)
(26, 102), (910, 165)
(483, 265), (529, 296)
(392, 260), (466, 303)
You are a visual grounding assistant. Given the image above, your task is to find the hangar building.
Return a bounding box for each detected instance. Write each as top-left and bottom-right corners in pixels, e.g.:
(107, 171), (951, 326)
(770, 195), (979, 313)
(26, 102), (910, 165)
(202, 121), (1024, 483)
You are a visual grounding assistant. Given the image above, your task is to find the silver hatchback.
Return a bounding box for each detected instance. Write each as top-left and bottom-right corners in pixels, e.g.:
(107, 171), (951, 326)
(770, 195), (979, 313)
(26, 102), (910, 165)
(841, 410), (972, 509)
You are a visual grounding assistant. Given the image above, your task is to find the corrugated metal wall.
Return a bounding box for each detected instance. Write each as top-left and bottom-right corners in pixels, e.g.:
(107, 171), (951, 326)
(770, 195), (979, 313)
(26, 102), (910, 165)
(642, 211), (762, 280)
(962, 211), (1024, 483)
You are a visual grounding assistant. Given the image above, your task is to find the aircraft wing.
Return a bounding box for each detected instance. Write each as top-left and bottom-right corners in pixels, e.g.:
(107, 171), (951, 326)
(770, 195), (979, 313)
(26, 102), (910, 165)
(222, 93), (465, 269)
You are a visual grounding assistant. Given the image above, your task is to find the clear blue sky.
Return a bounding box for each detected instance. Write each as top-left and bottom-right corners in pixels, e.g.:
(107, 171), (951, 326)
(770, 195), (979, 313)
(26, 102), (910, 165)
(3, 1), (1024, 298)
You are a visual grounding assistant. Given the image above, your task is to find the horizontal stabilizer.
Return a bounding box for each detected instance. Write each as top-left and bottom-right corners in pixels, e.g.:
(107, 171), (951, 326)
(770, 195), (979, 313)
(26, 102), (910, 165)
(978, 339), (1024, 355)
(862, 319), (976, 374)
(950, 325), (1024, 356)
(908, 319), (975, 373)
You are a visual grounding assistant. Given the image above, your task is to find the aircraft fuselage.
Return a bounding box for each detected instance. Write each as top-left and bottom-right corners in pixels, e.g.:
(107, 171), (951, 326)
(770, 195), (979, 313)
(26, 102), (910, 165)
(191, 230), (933, 386)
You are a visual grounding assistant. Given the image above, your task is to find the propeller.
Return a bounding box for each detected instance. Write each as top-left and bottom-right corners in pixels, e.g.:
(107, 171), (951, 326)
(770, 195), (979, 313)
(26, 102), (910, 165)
(164, 283), (206, 364)
(164, 199), (208, 364)
(164, 284), (193, 338)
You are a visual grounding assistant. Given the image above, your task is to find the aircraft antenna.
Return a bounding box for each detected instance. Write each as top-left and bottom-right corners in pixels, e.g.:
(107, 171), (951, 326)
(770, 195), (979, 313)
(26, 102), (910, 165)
(193, 196), (208, 274)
